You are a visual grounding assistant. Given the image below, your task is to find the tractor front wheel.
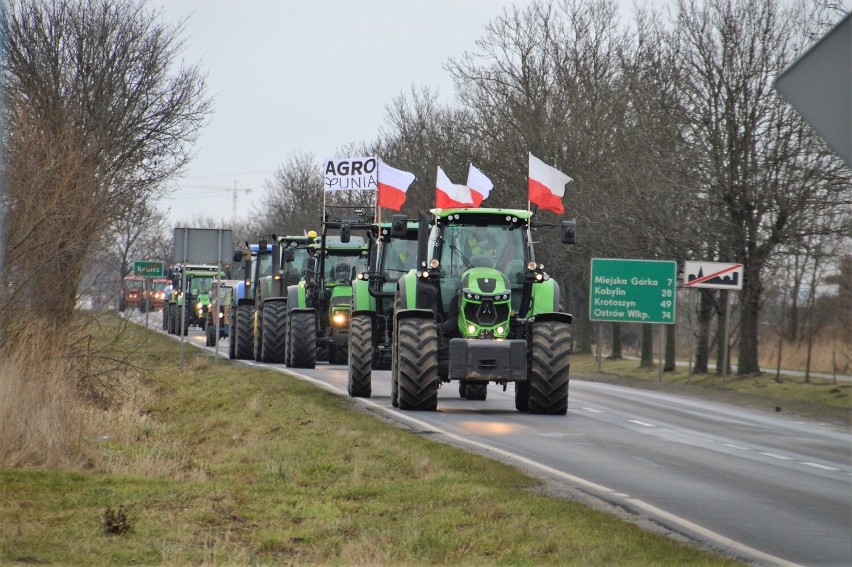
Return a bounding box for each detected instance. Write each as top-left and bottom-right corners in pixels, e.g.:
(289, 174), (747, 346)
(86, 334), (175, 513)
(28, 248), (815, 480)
(234, 305), (254, 360)
(347, 315), (373, 397)
(288, 311), (316, 369)
(528, 320), (571, 415)
(396, 317), (439, 411)
(261, 302), (286, 363)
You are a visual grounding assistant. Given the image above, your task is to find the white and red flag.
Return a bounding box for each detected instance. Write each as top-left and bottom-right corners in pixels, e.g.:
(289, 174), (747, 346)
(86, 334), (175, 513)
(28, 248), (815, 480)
(466, 164), (493, 207)
(435, 167), (474, 209)
(377, 160), (415, 211)
(528, 152), (572, 214)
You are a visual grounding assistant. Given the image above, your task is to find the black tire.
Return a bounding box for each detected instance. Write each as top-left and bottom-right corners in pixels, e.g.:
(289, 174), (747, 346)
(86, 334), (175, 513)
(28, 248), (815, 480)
(348, 315), (373, 397)
(283, 313), (292, 366)
(261, 302), (286, 363)
(178, 306), (189, 336)
(458, 381), (467, 398)
(316, 338), (329, 363)
(168, 304), (177, 334)
(253, 308), (263, 362)
(390, 295), (403, 407)
(528, 320), (572, 415)
(330, 339), (348, 365)
(234, 305), (254, 360)
(162, 304), (169, 330)
(205, 321), (216, 346)
(228, 324), (236, 359)
(515, 381), (530, 412)
(465, 382), (488, 401)
(289, 311), (316, 369)
(396, 317), (439, 411)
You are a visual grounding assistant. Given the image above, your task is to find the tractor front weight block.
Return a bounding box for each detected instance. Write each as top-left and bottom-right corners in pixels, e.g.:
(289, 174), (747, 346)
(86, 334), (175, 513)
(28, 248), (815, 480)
(448, 338), (527, 382)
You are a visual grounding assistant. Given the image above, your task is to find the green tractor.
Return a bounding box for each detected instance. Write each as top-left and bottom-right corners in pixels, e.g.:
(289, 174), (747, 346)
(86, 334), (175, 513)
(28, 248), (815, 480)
(392, 207), (576, 414)
(232, 236), (316, 363)
(348, 215), (419, 398)
(164, 264), (220, 336)
(284, 207), (371, 368)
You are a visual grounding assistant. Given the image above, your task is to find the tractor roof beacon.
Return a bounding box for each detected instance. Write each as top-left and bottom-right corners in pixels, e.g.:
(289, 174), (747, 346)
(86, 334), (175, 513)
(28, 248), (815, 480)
(392, 207), (576, 413)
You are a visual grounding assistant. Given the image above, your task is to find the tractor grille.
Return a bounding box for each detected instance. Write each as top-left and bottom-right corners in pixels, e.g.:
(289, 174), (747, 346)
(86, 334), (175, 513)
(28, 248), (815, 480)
(463, 299), (509, 328)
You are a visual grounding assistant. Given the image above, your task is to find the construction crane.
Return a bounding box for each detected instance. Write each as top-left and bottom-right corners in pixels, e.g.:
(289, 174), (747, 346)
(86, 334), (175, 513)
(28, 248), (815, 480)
(176, 181), (253, 228)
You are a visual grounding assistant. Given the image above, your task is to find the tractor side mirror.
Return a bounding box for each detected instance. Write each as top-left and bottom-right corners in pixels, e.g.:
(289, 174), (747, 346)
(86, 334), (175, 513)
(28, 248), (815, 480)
(560, 220), (576, 244)
(282, 248), (295, 263)
(340, 223), (351, 243)
(390, 214), (408, 238)
(233, 250), (243, 262)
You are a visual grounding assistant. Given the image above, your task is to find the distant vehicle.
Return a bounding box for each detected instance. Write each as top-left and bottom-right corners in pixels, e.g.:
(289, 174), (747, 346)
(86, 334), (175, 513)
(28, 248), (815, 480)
(120, 275), (145, 312)
(149, 278), (171, 311)
(205, 279), (241, 348)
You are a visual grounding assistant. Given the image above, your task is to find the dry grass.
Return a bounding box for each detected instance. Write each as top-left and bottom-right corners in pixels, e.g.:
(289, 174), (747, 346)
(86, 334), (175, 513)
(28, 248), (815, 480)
(757, 333), (851, 376)
(0, 323), (89, 469)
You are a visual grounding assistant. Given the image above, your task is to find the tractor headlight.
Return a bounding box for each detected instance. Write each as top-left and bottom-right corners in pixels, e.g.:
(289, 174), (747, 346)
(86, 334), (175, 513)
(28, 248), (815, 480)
(332, 312), (348, 326)
(527, 261), (538, 271)
(196, 301), (203, 310)
(429, 258), (440, 269)
(535, 273), (543, 281)
(496, 325), (506, 335)
(467, 324), (477, 336)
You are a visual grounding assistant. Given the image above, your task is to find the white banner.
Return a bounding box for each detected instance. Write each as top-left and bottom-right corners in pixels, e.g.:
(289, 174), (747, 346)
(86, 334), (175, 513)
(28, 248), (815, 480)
(323, 156), (378, 191)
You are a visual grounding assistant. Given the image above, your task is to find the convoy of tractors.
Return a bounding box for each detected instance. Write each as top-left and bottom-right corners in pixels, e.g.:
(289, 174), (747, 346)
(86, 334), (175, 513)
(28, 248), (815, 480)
(131, 194), (577, 415)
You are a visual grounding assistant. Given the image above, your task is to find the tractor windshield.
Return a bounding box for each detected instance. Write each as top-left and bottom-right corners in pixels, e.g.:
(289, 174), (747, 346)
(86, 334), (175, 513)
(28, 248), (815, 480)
(188, 275), (214, 296)
(256, 253), (273, 279)
(434, 222), (526, 312)
(382, 237), (419, 275)
(323, 249), (369, 284)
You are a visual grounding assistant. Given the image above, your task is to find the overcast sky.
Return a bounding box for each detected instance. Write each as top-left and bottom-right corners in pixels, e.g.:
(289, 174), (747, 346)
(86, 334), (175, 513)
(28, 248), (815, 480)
(158, 0), (553, 226)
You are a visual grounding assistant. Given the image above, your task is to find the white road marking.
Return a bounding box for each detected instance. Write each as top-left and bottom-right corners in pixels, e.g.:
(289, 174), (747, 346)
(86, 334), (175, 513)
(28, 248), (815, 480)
(800, 462), (839, 471)
(628, 420), (655, 427)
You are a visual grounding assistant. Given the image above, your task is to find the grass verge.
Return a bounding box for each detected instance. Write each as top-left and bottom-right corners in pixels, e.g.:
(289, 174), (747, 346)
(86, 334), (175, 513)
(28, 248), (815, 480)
(1, 318), (741, 565)
(572, 354), (852, 426)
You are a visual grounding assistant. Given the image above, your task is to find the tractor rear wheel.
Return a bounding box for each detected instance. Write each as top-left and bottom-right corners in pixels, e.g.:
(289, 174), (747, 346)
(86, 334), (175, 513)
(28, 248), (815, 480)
(168, 305), (178, 334)
(205, 320), (216, 346)
(234, 305), (254, 360)
(528, 320), (571, 415)
(465, 383), (488, 401)
(515, 382), (530, 412)
(162, 304), (169, 330)
(347, 315), (372, 397)
(396, 317), (439, 411)
(261, 302), (286, 363)
(228, 323), (236, 359)
(288, 311), (316, 369)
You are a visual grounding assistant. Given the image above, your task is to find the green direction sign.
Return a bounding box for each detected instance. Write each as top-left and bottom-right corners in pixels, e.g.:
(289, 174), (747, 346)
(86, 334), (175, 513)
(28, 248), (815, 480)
(589, 258), (677, 324)
(133, 261), (164, 278)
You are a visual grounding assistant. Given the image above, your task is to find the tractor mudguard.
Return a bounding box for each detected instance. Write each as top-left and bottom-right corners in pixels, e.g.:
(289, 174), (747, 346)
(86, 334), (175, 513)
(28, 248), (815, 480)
(287, 284), (308, 311)
(351, 277), (376, 315)
(532, 311), (574, 326)
(397, 271), (438, 312)
(528, 278), (561, 316)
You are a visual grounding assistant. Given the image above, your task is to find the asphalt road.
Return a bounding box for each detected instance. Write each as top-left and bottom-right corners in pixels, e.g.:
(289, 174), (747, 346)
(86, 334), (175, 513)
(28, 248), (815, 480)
(151, 318), (852, 567)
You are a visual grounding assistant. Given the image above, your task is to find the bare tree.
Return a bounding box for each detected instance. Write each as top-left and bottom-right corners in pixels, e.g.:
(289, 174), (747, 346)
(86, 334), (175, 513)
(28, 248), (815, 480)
(1, 0), (211, 334)
(674, 0), (852, 375)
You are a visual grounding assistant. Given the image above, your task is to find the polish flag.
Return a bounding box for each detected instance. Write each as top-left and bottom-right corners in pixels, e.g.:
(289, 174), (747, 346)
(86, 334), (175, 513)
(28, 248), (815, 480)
(467, 164), (493, 207)
(435, 167), (474, 209)
(528, 152), (572, 215)
(377, 160), (415, 211)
